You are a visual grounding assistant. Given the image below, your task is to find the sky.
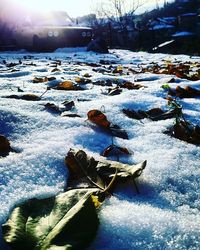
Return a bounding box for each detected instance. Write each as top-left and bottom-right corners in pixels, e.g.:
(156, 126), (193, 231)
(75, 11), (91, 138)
(9, 0), (175, 18)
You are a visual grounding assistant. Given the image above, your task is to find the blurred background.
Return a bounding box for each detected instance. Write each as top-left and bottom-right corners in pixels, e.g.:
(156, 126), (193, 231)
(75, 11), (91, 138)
(0, 0), (200, 54)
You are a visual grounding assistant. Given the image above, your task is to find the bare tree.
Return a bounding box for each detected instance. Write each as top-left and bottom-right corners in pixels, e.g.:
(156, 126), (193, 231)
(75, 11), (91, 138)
(93, 0), (146, 47)
(95, 0), (145, 28)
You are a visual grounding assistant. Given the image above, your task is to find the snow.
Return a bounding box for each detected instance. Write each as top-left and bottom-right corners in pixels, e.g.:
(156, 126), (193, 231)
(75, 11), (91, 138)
(0, 49), (200, 249)
(157, 17), (177, 24)
(181, 13), (197, 17)
(172, 31), (195, 37)
(150, 24), (175, 30)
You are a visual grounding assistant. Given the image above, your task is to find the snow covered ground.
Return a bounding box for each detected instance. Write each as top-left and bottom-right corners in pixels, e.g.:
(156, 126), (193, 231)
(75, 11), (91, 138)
(0, 48), (199, 249)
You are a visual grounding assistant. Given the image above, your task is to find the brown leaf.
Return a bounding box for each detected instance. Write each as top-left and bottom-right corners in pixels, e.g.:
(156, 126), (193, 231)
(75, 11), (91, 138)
(122, 109), (144, 120)
(5, 94), (40, 101)
(21, 94), (40, 101)
(121, 82), (144, 90)
(102, 144), (130, 157)
(105, 87), (122, 96)
(184, 86), (200, 97)
(62, 100), (75, 110)
(65, 149), (146, 192)
(47, 76), (56, 81)
(51, 68), (61, 72)
(0, 135), (11, 156)
(166, 120), (200, 145)
(168, 86), (200, 98)
(88, 110), (128, 139)
(44, 103), (61, 114)
(123, 107), (180, 121)
(146, 108), (164, 117)
(75, 77), (92, 84)
(56, 81), (83, 91)
(65, 149), (106, 190)
(62, 114), (81, 118)
(33, 77), (48, 83)
(87, 110), (110, 128)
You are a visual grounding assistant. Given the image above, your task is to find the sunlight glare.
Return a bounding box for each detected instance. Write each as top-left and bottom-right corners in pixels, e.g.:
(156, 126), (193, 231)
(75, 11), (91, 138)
(11, 0), (68, 13)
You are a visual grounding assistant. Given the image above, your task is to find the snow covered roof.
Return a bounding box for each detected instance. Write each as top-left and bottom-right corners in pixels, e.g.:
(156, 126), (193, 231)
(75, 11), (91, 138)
(157, 17), (177, 23)
(150, 24), (175, 30)
(181, 13), (197, 17)
(172, 31), (195, 37)
(177, 0), (190, 3)
(153, 39), (175, 50)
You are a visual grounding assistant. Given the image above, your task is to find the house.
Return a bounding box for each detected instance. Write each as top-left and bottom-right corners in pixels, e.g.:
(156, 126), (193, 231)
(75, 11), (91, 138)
(178, 12), (198, 31)
(148, 17), (176, 45)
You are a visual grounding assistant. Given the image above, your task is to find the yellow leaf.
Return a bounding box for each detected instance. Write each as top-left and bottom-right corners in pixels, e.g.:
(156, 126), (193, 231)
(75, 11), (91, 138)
(91, 195), (102, 208)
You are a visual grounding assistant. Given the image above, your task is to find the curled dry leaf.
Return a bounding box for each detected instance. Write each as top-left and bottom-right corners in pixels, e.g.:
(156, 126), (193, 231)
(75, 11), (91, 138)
(87, 110), (110, 128)
(44, 103), (61, 114)
(122, 109), (144, 120)
(65, 149), (146, 191)
(167, 78), (176, 83)
(6, 62), (21, 68)
(145, 108), (164, 117)
(55, 81), (83, 91)
(32, 76), (48, 83)
(51, 67), (61, 72)
(167, 85), (200, 99)
(65, 149), (106, 190)
(62, 100), (75, 110)
(87, 109), (128, 139)
(47, 76), (56, 81)
(44, 101), (75, 114)
(20, 94), (40, 101)
(108, 88), (122, 96)
(166, 120), (200, 145)
(109, 124), (128, 139)
(93, 79), (113, 87)
(103, 87), (122, 96)
(121, 82), (144, 90)
(123, 107), (181, 121)
(136, 61), (200, 81)
(102, 144), (130, 157)
(75, 77), (92, 84)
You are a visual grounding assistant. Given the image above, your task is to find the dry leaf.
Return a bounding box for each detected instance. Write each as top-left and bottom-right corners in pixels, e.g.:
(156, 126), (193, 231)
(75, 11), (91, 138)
(75, 77), (91, 84)
(5, 94), (40, 101)
(87, 110), (110, 128)
(0, 135), (11, 156)
(33, 77), (48, 83)
(88, 110), (128, 139)
(56, 81), (83, 91)
(121, 82), (144, 90)
(102, 144), (130, 157)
